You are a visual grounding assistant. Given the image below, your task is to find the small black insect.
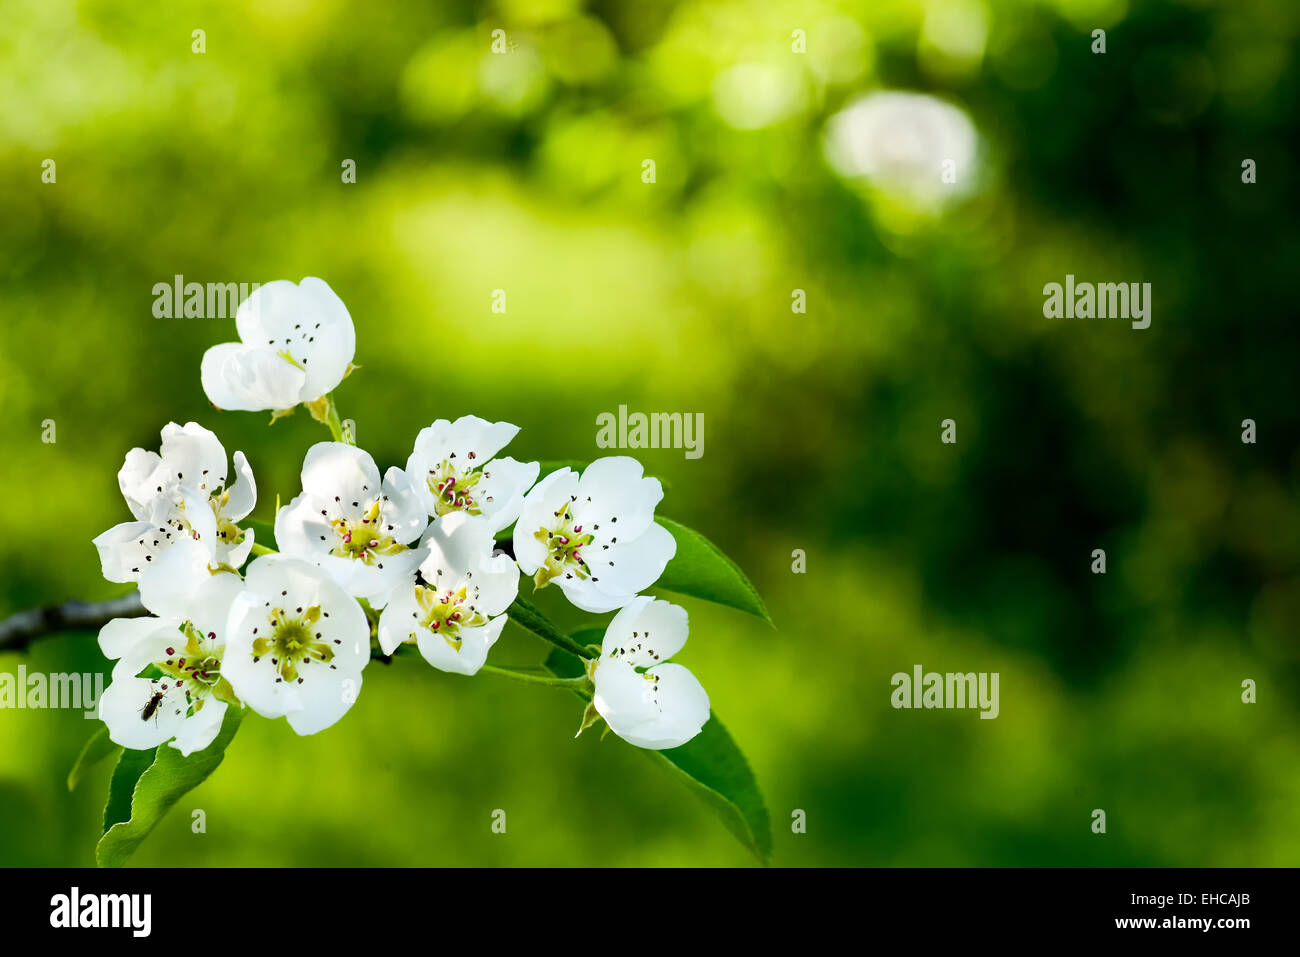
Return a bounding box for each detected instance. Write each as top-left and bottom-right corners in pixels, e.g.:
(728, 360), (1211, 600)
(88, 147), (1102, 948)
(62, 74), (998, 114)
(140, 690), (165, 723)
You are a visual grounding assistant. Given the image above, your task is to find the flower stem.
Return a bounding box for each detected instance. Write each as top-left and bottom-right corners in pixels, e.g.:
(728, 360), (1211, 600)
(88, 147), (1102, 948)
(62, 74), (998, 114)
(324, 399), (350, 444)
(250, 543), (276, 557)
(306, 393), (353, 445)
(507, 596), (598, 660)
(479, 664), (591, 690)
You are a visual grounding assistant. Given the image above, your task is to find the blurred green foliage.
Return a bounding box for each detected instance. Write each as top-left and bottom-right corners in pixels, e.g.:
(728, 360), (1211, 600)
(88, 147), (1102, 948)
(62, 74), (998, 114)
(2, 0), (1298, 866)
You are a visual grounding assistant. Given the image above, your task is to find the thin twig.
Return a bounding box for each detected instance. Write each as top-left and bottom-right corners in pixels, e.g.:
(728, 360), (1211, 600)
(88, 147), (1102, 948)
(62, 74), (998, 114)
(0, 593), (145, 654)
(0, 539), (517, 656)
(479, 664), (590, 689)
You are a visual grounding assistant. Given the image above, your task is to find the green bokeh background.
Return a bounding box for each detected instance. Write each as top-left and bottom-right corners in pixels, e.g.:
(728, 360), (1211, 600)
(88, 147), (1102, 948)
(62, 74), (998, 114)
(2, 0), (1298, 866)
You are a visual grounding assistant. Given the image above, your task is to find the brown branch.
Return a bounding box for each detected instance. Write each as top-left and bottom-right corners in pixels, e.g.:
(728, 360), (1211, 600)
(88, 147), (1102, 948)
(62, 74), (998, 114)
(0, 537), (514, 655)
(0, 593), (145, 654)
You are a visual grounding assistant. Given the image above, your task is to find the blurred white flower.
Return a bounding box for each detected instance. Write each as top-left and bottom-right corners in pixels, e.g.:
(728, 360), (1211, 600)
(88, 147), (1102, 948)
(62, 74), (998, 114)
(823, 91), (979, 210)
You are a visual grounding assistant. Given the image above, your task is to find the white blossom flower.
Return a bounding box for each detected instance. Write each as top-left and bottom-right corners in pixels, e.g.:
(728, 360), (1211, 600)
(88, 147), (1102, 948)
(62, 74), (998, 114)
(405, 416), (539, 534)
(221, 555), (370, 735)
(93, 422), (258, 590)
(275, 442), (428, 606)
(106, 421), (257, 569)
(591, 596), (709, 750)
(513, 457), (676, 613)
(200, 277), (355, 413)
(92, 482), (217, 588)
(378, 512), (519, 675)
(96, 540), (243, 755)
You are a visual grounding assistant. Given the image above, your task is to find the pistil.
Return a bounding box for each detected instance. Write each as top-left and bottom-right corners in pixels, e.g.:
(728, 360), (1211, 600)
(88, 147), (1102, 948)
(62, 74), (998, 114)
(532, 501), (595, 589)
(251, 606), (335, 683)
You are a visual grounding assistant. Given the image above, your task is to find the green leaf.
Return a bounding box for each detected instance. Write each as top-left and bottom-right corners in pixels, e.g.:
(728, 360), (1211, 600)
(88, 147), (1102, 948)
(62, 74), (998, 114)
(654, 517), (772, 625)
(651, 712), (772, 863)
(102, 746), (156, 834)
(68, 726), (122, 793)
(546, 643), (772, 864)
(95, 707), (244, 867)
(507, 595), (597, 660)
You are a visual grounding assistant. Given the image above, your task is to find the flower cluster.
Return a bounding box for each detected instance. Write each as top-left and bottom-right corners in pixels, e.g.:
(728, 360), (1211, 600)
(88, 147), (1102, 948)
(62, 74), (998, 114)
(93, 278), (710, 754)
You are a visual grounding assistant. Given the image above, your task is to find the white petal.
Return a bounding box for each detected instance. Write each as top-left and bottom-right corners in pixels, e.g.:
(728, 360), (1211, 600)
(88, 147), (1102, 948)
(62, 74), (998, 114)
(332, 548), (426, 606)
(416, 615), (505, 676)
(420, 511), (496, 578)
(302, 578), (368, 664)
(138, 537), (212, 618)
(419, 512), (519, 615)
(235, 278), (355, 403)
(95, 488), (218, 585)
(218, 593), (287, 718)
(93, 520), (159, 583)
(512, 467), (579, 574)
(160, 422), (228, 494)
(553, 576), (635, 614)
(201, 342), (306, 412)
(380, 467), (428, 545)
(630, 663), (710, 749)
(234, 280), (306, 344)
(189, 570), (245, 641)
(277, 499), (425, 604)
(241, 552), (304, 598)
(224, 451), (257, 521)
(376, 580), (423, 655)
(594, 660), (709, 750)
(285, 669), (361, 736)
(299, 442), (382, 513)
(173, 486), (220, 551)
(98, 616), (174, 661)
(472, 552), (521, 617)
(411, 416), (519, 468)
(576, 457), (664, 541)
(109, 632), (174, 680)
(473, 457), (540, 533)
(131, 499), (219, 598)
(275, 492), (335, 561)
(292, 277), (356, 402)
(592, 659), (658, 728)
(585, 521), (677, 599)
(99, 675), (190, 751)
(117, 448), (163, 520)
(599, 596), (688, 666)
(221, 525), (255, 569)
(168, 699), (228, 756)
